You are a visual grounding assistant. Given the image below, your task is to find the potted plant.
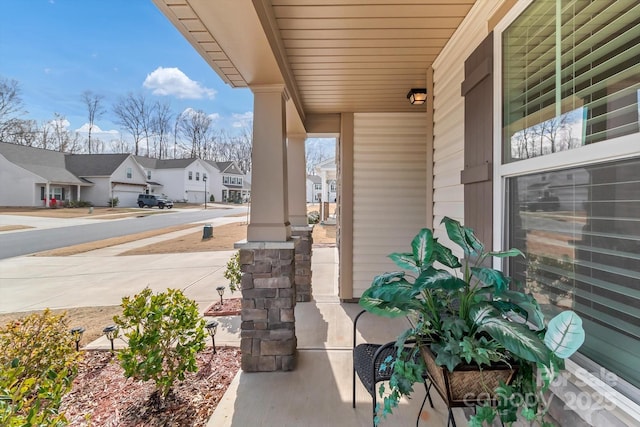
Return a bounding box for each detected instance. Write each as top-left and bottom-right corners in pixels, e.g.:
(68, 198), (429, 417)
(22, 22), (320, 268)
(360, 217), (585, 426)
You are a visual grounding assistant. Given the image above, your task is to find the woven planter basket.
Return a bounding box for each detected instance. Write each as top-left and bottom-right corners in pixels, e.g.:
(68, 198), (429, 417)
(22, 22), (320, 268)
(420, 345), (518, 408)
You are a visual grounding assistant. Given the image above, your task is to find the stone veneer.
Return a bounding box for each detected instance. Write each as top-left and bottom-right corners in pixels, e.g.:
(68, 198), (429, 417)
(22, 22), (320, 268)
(236, 240), (298, 372)
(291, 225), (313, 302)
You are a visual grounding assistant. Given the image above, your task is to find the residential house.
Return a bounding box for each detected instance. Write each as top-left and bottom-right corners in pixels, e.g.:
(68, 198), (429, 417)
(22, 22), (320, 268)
(315, 157), (337, 203)
(65, 153), (147, 207)
(208, 161), (250, 203)
(0, 142), (90, 207)
(161, 1), (640, 424)
(306, 175), (321, 203)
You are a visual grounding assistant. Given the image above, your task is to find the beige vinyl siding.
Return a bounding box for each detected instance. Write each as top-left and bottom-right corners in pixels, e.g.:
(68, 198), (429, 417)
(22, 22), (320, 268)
(431, 0), (498, 247)
(352, 113), (427, 297)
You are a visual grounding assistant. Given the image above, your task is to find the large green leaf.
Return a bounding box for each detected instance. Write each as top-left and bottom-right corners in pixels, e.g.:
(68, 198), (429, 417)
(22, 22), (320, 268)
(488, 248), (525, 259)
(411, 228), (435, 270)
(471, 304), (550, 365)
(360, 277), (422, 318)
(471, 267), (509, 295)
(441, 216), (483, 256)
(432, 240), (461, 269)
(544, 311), (585, 359)
(413, 267), (466, 293)
(371, 271), (405, 287)
(500, 290), (545, 331)
(388, 252), (420, 273)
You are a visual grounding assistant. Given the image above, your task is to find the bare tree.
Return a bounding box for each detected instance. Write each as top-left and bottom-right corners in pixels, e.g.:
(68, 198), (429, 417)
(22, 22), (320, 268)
(112, 92), (152, 156)
(150, 101), (172, 159)
(49, 113), (81, 152)
(179, 109), (212, 158)
(0, 77), (26, 141)
(305, 138), (334, 175)
(81, 90), (105, 154)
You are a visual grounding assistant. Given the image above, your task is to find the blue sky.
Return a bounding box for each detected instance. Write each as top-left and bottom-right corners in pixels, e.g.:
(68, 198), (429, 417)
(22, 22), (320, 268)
(0, 0), (254, 141)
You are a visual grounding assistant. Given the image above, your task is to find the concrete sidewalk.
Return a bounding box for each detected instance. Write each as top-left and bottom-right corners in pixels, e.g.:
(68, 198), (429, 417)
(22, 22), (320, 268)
(0, 215), (246, 314)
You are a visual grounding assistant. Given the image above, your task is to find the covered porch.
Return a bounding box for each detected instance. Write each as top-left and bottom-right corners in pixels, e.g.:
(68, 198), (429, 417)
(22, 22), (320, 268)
(208, 247), (463, 426)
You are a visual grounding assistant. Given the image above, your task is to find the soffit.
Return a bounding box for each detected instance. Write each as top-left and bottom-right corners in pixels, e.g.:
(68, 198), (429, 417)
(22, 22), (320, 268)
(154, 0), (477, 117)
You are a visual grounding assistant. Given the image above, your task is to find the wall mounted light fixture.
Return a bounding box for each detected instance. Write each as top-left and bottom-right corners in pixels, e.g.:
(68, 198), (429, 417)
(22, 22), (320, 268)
(406, 88), (427, 105)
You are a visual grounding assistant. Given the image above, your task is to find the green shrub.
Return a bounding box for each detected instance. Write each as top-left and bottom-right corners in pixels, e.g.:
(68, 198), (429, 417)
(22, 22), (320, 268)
(307, 210), (320, 224)
(63, 200), (93, 208)
(209, 194), (215, 202)
(224, 251), (242, 292)
(0, 309), (82, 426)
(108, 197), (119, 207)
(114, 288), (206, 400)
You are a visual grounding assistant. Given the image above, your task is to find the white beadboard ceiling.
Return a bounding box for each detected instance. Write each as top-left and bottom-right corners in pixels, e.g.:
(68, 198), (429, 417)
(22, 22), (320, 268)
(154, 0), (476, 117)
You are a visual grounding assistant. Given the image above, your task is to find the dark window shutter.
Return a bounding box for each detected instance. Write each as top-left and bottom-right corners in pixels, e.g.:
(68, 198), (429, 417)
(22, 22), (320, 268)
(61, 188), (65, 200)
(40, 187), (45, 200)
(461, 32), (494, 250)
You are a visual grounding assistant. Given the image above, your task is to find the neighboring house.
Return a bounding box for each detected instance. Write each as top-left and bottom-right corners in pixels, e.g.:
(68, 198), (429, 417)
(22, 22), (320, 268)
(0, 142), (90, 207)
(314, 158), (337, 203)
(306, 175), (321, 203)
(208, 161), (250, 203)
(0, 142), (250, 207)
(66, 154), (147, 207)
(154, 0), (640, 423)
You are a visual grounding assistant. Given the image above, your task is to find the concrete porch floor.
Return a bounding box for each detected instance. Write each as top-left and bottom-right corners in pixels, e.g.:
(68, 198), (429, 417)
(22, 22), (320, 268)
(207, 247), (467, 427)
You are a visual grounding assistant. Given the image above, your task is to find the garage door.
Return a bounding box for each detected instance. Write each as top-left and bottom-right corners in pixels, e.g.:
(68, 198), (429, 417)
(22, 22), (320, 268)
(113, 186), (142, 207)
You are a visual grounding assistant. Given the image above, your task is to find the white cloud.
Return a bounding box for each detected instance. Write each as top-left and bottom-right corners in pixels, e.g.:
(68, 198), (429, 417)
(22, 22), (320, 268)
(208, 113), (220, 121)
(75, 123), (120, 137)
(232, 111), (253, 128)
(143, 67), (216, 99)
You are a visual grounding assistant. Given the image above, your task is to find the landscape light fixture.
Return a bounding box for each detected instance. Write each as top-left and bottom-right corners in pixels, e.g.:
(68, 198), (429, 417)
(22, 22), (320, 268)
(70, 326), (85, 351)
(203, 175), (207, 210)
(205, 320), (219, 354)
(103, 325), (118, 352)
(216, 286), (226, 307)
(406, 88), (427, 105)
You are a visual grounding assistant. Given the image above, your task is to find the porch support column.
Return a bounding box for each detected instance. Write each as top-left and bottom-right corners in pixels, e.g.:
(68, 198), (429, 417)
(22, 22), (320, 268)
(287, 134), (313, 302)
(247, 84), (291, 242)
(287, 134), (308, 227)
(237, 84), (297, 372)
(45, 182), (50, 207)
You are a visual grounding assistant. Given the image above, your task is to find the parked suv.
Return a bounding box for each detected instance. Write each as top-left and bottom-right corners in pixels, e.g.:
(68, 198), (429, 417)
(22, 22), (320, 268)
(137, 194), (174, 209)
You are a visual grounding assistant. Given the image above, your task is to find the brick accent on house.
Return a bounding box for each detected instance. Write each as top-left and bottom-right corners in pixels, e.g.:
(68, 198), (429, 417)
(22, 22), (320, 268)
(291, 225), (313, 302)
(236, 240), (298, 372)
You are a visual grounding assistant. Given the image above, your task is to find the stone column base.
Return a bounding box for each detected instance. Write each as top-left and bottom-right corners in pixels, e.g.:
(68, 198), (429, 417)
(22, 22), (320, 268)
(236, 240), (298, 372)
(291, 225), (313, 302)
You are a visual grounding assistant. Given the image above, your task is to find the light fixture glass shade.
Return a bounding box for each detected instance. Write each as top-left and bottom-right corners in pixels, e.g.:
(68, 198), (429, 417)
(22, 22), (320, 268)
(407, 88), (427, 105)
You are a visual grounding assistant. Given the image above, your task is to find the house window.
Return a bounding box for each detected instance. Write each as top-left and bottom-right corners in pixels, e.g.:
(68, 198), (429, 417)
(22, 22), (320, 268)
(188, 171), (193, 180)
(126, 167), (132, 179)
(330, 181), (336, 192)
(314, 183), (322, 191)
(223, 176), (230, 184)
(203, 173), (207, 181)
(502, 0), (639, 163)
(501, 0), (640, 393)
(238, 177), (243, 186)
(196, 172), (200, 181)
(147, 170), (151, 180)
(49, 187), (63, 201)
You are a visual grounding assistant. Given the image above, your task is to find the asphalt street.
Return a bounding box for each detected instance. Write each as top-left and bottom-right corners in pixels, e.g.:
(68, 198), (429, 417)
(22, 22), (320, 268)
(0, 206), (247, 259)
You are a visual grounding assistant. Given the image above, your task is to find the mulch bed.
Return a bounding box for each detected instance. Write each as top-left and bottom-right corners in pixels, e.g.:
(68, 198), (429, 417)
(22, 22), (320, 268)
(204, 298), (242, 317)
(61, 347), (240, 426)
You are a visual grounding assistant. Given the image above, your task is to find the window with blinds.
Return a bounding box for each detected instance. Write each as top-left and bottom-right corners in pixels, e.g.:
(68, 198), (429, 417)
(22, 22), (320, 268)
(507, 157), (640, 389)
(502, 0), (640, 163)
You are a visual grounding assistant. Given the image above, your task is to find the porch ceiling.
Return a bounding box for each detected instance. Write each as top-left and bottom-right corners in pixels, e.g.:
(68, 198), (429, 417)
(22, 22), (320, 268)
(153, 0), (476, 119)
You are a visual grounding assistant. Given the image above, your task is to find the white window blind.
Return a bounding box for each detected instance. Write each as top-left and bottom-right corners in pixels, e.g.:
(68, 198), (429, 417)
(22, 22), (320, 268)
(503, 0), (640, 163)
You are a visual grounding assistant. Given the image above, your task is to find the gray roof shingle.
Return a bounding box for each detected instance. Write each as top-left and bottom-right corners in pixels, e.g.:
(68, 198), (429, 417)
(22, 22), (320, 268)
(0, 142), (85, 184)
